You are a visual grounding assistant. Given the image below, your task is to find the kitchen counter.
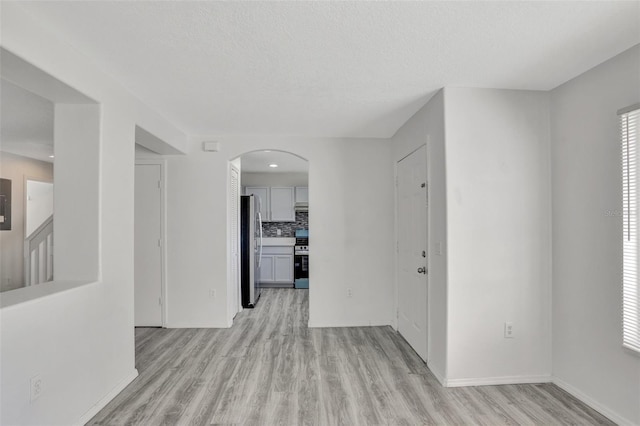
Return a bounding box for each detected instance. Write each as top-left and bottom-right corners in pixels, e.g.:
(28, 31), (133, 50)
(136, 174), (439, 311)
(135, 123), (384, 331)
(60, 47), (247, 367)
(261, 237), (296, 247)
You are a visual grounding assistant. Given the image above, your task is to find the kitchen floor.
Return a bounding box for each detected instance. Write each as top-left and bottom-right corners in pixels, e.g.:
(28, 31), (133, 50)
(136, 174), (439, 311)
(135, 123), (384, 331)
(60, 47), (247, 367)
(89, 289), (612, 425)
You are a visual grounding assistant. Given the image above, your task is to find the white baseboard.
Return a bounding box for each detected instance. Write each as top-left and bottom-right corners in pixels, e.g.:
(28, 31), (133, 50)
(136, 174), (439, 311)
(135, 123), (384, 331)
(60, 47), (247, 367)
(552, 376), (637, 426)
(307, 320), (393, 328)
(165, 322), (230, 328)
(427, 362), (446, 386)
(445, 374), (551, 388)
(76, 368), (138, 426)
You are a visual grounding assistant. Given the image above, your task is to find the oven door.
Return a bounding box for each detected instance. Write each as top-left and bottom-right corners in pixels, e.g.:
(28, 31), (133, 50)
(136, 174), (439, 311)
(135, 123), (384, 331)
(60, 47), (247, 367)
(294, 255), (309, 288)
(294, 255), (309, 279)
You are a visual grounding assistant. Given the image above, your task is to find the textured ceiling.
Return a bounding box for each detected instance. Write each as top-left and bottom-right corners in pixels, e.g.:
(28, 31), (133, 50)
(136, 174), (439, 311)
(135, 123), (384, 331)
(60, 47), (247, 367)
(241, 150), (309, 173)
(11, 1), (640, 138)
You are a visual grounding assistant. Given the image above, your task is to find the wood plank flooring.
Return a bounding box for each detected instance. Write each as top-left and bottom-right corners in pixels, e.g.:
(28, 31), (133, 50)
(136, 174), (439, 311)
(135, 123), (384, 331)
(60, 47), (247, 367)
(89, 289), (613, 425)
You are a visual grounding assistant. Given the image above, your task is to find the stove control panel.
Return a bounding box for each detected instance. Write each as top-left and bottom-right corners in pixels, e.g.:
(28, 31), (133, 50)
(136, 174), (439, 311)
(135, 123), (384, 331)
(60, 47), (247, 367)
(294, 245), (309, 255)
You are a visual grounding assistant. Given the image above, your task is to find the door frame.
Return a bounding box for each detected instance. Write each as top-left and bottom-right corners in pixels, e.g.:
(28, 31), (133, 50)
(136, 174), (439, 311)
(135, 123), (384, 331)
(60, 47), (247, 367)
(228, 162), (242, 325)
(394, 140), (430, 362)
(135, 160), (167, 327)
(228, 149), (310, 326)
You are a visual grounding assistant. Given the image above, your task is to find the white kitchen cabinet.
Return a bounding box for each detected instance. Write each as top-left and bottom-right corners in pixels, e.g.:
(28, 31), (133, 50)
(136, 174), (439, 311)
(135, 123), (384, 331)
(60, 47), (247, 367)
(295, 187), (308, 203)
(245, 186), (294, 222)
(245, 187), (269, 220)
(258, 246), (293, 284)
(273, 255), (294, 282)
(259, 255), (275, 283)
(269, 187), (295, 222)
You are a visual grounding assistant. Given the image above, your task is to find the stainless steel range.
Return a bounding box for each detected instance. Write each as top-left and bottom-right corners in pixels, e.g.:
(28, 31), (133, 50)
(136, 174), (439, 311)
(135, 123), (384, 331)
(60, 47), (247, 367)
(294, 230), (309, 288)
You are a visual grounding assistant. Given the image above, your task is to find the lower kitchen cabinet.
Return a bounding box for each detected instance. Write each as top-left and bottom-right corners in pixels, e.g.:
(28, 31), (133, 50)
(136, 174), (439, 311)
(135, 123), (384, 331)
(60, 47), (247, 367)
(259, 246), (294, 284)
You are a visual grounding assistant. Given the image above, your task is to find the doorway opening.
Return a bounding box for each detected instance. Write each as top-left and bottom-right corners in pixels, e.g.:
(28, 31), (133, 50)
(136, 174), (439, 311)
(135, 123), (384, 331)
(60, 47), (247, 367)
(228, 150), (309, 322)
(133, 127), (185, 329)
(134, 160), (165, 327)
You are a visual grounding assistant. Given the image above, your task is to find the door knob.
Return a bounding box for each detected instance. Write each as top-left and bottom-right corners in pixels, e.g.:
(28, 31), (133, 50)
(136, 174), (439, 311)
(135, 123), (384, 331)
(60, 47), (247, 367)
(417, 267), (426, 274)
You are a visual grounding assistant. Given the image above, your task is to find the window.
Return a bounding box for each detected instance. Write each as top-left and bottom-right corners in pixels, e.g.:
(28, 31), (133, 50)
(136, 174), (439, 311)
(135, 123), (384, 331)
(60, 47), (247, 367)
(620, 104), (640, 353)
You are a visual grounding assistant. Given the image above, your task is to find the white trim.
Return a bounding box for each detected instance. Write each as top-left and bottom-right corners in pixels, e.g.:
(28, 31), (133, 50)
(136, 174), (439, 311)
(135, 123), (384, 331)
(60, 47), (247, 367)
(161, 161), (168, 326)
(134, 160), (168, 327)
(393, 158), (399, 332)
(166, 322), (232, 328)
(424, 136), (432, 364)
(227, 163), (241, 326)
(552, 377), (636, 426)
(445, 374), (552, 388)
(75, 368), (138, 426)
(427, 361), (446, 386)
(307, 320), (394, 328)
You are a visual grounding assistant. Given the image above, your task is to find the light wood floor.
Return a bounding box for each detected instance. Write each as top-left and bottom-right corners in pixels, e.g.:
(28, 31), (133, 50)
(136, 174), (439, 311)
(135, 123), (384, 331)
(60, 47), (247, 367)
(89, 289), (613, 425)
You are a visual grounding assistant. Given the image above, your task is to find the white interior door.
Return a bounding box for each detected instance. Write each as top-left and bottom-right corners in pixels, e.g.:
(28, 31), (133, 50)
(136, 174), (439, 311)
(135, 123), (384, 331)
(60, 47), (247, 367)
(397, 145), (428, 360)
(135, 164), (163, 326)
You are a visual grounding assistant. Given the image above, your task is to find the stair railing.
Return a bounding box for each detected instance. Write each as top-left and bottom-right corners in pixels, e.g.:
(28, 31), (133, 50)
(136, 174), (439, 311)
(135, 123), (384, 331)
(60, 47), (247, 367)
(24, 214), (54, 286)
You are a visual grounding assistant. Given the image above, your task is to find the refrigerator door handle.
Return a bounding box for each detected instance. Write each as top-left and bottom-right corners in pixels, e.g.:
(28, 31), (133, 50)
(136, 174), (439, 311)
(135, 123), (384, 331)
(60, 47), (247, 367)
(257, 212), (263, 267)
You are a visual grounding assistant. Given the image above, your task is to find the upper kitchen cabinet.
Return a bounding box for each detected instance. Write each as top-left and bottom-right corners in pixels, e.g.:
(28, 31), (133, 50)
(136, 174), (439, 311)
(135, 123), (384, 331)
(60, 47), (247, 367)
(270, 187), (295, 221)
(246, 186), (295, 222)
(244, 187), (269, 220)
(294, 186), (309, 212)
(295, 187), (308, 203)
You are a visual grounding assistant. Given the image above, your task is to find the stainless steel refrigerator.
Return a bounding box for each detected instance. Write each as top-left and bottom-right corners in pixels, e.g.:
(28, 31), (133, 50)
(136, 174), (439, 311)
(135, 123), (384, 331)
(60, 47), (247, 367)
(241, 194), (262, 308)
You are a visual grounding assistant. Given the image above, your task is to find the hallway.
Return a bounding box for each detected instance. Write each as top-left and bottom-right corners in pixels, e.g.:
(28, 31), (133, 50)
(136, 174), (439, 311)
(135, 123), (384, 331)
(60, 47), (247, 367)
(89, 289), (611, 425)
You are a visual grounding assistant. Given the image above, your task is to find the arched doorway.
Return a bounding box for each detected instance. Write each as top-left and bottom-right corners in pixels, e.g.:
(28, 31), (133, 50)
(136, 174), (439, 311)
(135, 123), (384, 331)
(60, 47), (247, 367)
(228, 150), (309, 320)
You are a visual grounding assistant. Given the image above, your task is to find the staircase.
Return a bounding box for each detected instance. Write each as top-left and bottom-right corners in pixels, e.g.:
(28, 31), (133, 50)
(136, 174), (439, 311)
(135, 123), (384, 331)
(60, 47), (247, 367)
(24, 214), (53, 285)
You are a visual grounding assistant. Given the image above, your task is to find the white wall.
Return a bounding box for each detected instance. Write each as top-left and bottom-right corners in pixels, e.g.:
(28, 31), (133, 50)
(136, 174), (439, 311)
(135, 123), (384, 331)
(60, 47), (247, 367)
(391, 90), (448, 382)
(54, 104), (100, 282)
(242, 172), (308, 187)
(3, 2), (635, 424)
(26, 180), (54, 237)
(0, 4), (187, 425)
(550, 45), (640, 425)
(392, 88), (552, 385)
(0, 153), (53, 292)
(166, 136), (395, 328)
(444, 88), (552, 384)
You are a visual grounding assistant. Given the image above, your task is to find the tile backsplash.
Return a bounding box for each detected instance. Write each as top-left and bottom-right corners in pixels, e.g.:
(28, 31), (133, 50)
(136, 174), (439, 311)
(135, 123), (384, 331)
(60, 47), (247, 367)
(262, 211), (308, 237)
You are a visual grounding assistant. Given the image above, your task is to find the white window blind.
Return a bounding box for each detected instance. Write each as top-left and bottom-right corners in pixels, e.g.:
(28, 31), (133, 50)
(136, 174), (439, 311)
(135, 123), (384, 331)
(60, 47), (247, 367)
(620, 105), (640, 353)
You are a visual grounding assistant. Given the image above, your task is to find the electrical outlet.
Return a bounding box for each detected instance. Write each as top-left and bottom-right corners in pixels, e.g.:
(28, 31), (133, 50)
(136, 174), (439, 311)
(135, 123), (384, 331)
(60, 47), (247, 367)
(347, 288), (353, 298)
(276, 229), (282, 236)
(30, 375), (43, 402)
(504, 322), (514, 338)
(435, 242), (443, 256)
(210, 289), (216, 298)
